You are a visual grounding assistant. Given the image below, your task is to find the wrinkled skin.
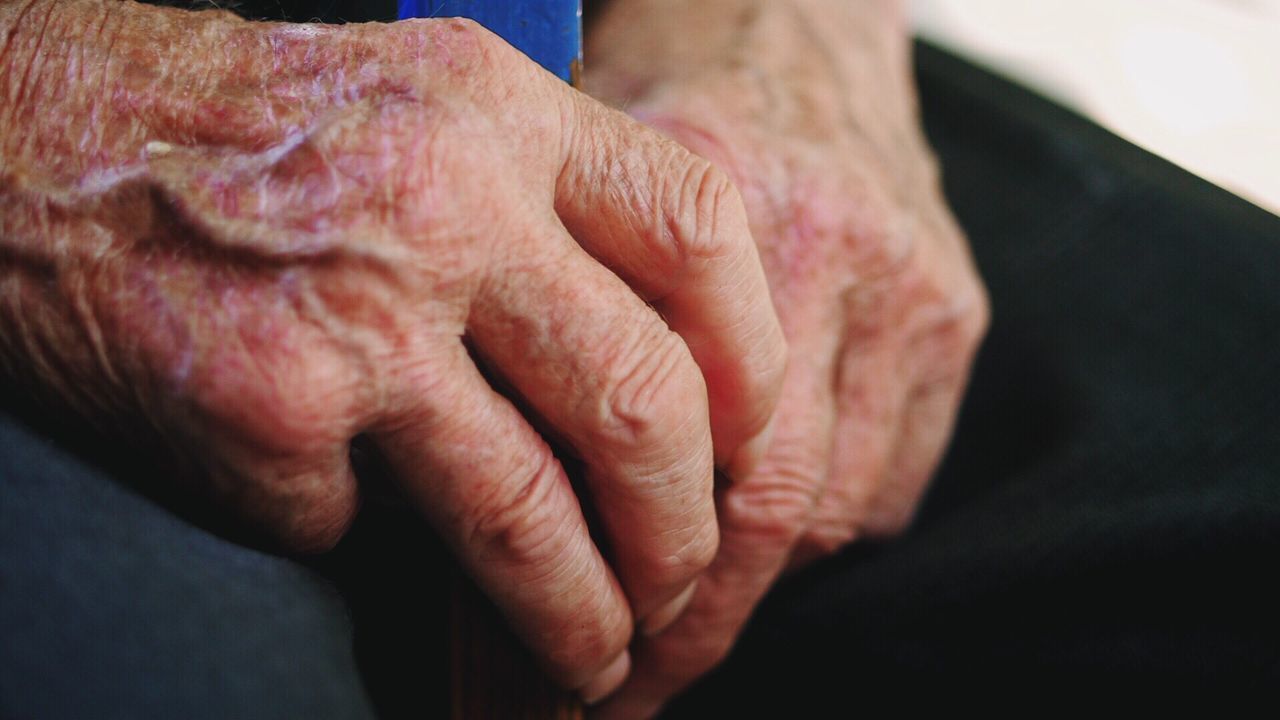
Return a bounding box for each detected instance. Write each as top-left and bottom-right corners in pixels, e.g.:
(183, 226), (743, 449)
(584, 1), (990, 716)
(0, 0), (989, 713)
(0, 0), (790, 702)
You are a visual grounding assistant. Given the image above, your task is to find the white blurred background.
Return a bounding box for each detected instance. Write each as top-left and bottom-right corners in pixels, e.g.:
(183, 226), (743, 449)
(912, 0), (1280, 214)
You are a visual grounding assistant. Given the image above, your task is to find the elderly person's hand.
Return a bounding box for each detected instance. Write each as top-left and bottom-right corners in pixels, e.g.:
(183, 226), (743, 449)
(0, 0), (788, 701)
(584, 0), (990, 715)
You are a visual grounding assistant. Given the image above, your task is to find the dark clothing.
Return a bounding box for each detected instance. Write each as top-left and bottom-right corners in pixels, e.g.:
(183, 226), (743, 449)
(2, 40), (1279, 719)
(144, 0), (394, 22)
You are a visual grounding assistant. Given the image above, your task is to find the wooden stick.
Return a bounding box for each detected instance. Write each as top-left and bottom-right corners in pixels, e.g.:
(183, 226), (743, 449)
(451, 571), (584, 720)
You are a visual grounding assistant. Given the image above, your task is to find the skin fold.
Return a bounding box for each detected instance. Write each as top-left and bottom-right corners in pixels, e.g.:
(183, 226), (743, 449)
(585, 1), (989, 716)
(0, 0), (788, 703)
(0, 0), (987, 715)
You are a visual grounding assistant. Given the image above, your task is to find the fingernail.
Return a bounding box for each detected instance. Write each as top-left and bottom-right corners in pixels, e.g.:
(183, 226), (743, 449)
(641, 580), (698, 637)
(580, 650), (631, 706)
(726, 413), (777, 482)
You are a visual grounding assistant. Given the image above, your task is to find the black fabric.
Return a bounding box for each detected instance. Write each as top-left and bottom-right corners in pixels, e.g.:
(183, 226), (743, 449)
(663, 43), (1280, 713)
(141, 0), (394, 23)
(3, 41), (1280, 719)
(138, 0), (601, 30)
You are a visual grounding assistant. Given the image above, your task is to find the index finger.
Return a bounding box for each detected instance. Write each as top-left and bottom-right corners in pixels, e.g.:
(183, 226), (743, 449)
(554, 93), (787, 480)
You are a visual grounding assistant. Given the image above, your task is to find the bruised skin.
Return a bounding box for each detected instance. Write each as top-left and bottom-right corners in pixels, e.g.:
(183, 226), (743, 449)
(585, 0), (990, 716)
(0, 0), (789, 700)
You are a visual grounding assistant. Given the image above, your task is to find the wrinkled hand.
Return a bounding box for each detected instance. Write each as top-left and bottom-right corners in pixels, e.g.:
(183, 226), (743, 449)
(0, 0), (787, 700)
(584, 0), (990, 715)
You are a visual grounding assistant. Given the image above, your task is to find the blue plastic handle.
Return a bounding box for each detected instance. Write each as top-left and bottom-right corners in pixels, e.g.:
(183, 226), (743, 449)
(398, 1), (582, 84)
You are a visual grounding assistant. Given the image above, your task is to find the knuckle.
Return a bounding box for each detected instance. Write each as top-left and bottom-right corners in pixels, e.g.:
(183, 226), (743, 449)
(259, 461), (359, 554)
(641, 519), (719, 591)
(666, 155), (744, 267)
(195, 343), (360, 460)
(547, 598), (632, 686)
(724, 448), (822, 544)
(425, 16), (499, 63)
(863, 504), (918, 539)
(443, 15), (491, 43)
(927, 279), (991, 375)
(931, 237), (991, 353)
(281, 498), (357, 554)
(903, 264), (990, 387)
(451, 18), (548, 93)
(465, 451), (567, 563)
(931, 224), (990, 350)
(403, 17), (540, 101)
(596, 323), (709, 453)
(799, 520), (860, 559)
(394, 17), (488, 77)
(682, 520), (721, 574)
(864, 463), (933, 540)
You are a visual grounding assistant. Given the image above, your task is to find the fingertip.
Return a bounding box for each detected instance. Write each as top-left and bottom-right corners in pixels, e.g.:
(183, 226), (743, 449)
(581, 650), (631, 706)
(587, 685), (664, 720)
(640, 579), (698, 637)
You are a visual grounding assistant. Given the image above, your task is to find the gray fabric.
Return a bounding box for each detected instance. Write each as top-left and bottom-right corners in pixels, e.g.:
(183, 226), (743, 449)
(0, 416), (378, 719)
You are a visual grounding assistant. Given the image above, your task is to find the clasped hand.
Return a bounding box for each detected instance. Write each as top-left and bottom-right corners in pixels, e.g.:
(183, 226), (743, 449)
(0, 1), (988, 716)
(0, 2), (783, 703)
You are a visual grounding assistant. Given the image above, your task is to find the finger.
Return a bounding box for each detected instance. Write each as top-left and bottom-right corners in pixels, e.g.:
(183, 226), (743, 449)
(787, 337), (906, 568)
(199, 443), (362, 554)
(172, 336), (364, 555)
(593, 338), (836, 717)
(467, 222), (718, 633)
(373, 346), (632, 692)
(862, 223), (988, 537)
(865, 374), (966, 538)
(556, 95), (787, 480)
